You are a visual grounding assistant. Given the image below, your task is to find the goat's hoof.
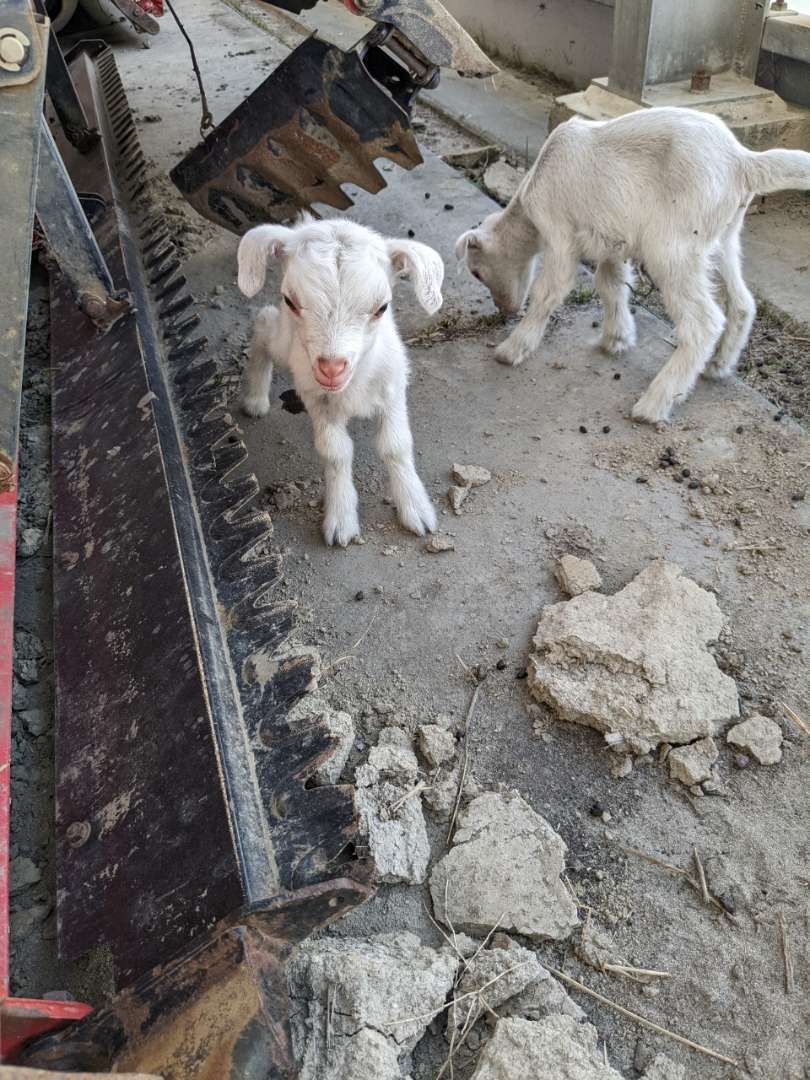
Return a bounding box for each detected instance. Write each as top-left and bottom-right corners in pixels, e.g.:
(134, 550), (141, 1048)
(631, 391), (672, 425)
(494, 339), (528, 367)
(599, 330), (636, 356)
(398, 497), (437, 537)
(241, 394), (271, 417)
(323, 513), (361, 548)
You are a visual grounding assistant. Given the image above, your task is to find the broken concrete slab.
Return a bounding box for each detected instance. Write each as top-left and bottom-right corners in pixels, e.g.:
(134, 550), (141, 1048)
(528, 561), (739, 746)
(289, 932), (457, 1080)
(727, 715), (783, 765)
(555, 554), (603, 597)
(423, 765), (459, 818)
(355, 732), (430, 884)
(418, 723), (456, 768)
(667, 736), (719, 786)
(470, 1015), (624, 1080)
(448, 484), (469, 514)
(500, 970), (584, 1023)
(442, 145), (501, 171)
(482, 160), (526, 205)
(312, 709), (355, 785)
(430, 790), (578, 941)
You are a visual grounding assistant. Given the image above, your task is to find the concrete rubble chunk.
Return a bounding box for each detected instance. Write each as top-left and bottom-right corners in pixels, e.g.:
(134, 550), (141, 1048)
(289, 932), (457, 1080)
(643, 1054), (687, 1080)
(355, 733), (429, 884)
(726, 715), (783, 765)
(576, 925), (615, 970)
(470, 1015), (624, 1080)
(448, 485), (469, 514)
(500, 970), (584, 1023)
(19, 708), (49, 737)
(668, 736), (718, 786)
(430, 791), (578, 941)
(482, 160), (526, 205)
(452, 463), (492, 488)
(442, 145), (500, 171)
(555, 554), (603, 597)
(312, 710), (355, 785)
(425, 534), (455, 554)
(423, 766), (459, 818)
(418, 724), (456, 768)
(449, 939), (550, 1030)
(528, 561), (739, 746)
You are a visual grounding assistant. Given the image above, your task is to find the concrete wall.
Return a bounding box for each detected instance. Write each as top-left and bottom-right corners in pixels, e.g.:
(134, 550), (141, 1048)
(757, 16), (810, 107)
(441, 0), (614, 89)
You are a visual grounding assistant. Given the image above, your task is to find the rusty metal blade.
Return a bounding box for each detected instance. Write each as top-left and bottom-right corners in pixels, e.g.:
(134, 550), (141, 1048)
(170, 35), (423, 234)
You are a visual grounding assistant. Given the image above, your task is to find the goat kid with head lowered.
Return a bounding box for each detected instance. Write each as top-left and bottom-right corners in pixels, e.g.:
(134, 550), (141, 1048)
(238, 217), (444, 546)
(456, 106), (810, 423)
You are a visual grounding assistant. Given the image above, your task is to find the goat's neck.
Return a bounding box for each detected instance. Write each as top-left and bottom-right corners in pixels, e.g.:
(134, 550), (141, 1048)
(497, 198), (541, 254)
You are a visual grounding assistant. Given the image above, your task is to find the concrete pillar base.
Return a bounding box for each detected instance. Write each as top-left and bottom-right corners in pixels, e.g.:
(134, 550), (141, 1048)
(551, 75), (810, 150)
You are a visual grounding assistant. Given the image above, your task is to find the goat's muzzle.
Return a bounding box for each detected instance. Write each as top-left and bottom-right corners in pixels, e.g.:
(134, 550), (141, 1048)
(314, 356), (350, 391)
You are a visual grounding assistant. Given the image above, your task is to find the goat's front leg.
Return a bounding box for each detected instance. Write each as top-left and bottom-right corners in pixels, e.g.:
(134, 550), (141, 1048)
(495, 248), (578, 367)
(311, 413), (360, 547)
(595, 258), (637, 355)
(241, 305), (280, 417)
(377, 392), (436, 537)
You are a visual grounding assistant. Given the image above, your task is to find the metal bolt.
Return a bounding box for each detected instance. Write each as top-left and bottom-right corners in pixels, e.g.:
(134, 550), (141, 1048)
(66, 820), (92, 848)
(0, 28), (29, 69)
(690, 66), (711, 92)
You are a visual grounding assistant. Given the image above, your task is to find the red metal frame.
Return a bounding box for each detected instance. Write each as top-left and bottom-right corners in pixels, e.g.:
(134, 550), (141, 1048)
(0, 469), (90, 1064)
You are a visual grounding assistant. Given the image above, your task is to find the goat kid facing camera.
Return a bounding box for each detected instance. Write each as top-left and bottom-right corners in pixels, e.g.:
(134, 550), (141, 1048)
(237, 216), (444, 547)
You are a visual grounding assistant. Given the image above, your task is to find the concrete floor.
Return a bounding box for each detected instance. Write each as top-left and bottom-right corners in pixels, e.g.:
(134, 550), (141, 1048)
(109, 4), (810, 1077)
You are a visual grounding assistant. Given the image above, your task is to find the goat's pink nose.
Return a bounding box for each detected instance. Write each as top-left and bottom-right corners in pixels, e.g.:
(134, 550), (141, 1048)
(316, 356), (348, 380)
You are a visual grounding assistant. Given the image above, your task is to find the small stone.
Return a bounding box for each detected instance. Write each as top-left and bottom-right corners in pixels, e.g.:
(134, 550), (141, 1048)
(452, 463), (491, 488)
(610, 756), (633, 779)
(733, 753), (751, 769)
(354, 590), (365, 601)
(668, 736), (718, 785)
(726, 715), (783, 765)
(554, 555), (602, 597)
(636, 476), (648, 484)
(496, 638), (509, 649)
(496, 658), (508, 670)
(418, 724), (456, 768)
(19, 708), (49, 736)
(448, 485), (469, 514)
(589, 801), (604, 817)
(681, 468), (691, 477)
(10, 856), (41, 894)
(18, 527), (44, 558)
(425, 534), (455, 554)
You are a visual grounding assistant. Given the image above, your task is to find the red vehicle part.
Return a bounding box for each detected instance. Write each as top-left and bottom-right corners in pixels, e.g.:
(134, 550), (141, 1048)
(0, 0), (91, 1060)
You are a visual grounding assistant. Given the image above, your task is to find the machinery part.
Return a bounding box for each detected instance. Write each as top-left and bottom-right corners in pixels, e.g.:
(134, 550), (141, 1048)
(35, 0), (98, 150)
(76, 0), (159, 34)
(171, 31), (424, 233)
(48, 0), (78, 33)
(0, 0), (43, 86)
(35, 115), (130, 328)
(17, 882), (371, 1077)
(261, 0), (496, 77)
(0, 0), (92, 1060)
(45, 40), (366, 1009)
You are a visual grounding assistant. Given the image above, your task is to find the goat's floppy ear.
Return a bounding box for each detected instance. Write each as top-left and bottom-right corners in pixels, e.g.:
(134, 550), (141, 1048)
(237, 225), (292, 298)
(454, 229), (481, 261)
(387, 239), (445, 315)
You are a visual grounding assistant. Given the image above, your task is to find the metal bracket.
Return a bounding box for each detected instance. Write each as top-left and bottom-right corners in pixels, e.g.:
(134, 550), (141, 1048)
(35, 115), (130, 329)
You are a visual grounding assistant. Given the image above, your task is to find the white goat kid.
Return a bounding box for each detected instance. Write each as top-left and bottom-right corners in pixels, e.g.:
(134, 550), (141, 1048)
(238, 218), (443, 547)
(456, 107), (810, 423)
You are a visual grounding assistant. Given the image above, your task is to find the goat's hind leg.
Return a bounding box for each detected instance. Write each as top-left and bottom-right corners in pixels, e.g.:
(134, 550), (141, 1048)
(241, 305), (280, 417)
(632, 256), (726, 423)
(704, 217), (755, 381)
(377, 393), (436, 536)
(595, 258), (637, 355)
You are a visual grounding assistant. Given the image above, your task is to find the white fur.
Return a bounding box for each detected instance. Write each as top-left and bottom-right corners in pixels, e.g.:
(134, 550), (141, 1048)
(456, 106), (810, 422)
(237, 217), (444, 546)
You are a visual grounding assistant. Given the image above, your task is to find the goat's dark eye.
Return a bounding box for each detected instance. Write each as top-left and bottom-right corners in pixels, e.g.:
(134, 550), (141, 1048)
(374, 302), (389, 318)
(283, 294), (299, 314)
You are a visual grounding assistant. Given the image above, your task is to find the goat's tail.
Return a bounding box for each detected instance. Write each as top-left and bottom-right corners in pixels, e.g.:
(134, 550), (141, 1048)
(744, 147), (810, 196)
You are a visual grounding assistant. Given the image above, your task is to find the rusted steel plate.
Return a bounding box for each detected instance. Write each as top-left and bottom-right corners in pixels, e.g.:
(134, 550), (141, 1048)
(49, 43), (363, 990)
(170, 35), (423, 233)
